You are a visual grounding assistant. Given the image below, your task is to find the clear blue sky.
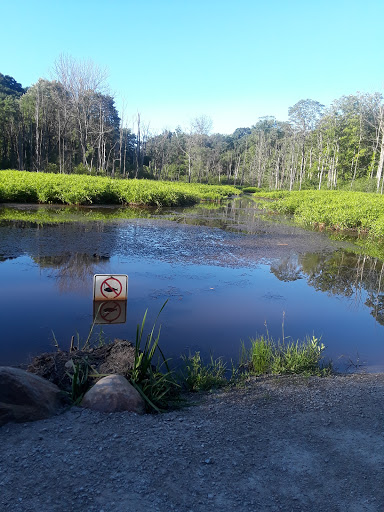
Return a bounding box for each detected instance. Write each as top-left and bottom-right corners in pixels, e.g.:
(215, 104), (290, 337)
(1, 0), (383, 134)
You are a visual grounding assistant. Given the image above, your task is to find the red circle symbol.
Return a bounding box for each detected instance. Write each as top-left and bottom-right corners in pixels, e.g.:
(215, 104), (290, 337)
(100, 277), (123, 299)
(99, 301), (122, 323)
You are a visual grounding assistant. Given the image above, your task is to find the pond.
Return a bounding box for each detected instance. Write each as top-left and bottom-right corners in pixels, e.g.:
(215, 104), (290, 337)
(1, 197), (384, 371)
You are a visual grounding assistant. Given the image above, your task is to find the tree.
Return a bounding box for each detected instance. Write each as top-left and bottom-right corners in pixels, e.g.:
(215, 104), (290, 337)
(53, 54), (112, 171)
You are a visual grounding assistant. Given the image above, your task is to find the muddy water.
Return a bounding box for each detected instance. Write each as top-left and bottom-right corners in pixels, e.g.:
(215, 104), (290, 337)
(1, 197), (383, 370)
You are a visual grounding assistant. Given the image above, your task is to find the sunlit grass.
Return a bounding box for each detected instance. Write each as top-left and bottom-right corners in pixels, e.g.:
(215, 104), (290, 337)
(240, 335), (331, 377)
(0, 170), (240, 207)
(253, 190), (384, 240)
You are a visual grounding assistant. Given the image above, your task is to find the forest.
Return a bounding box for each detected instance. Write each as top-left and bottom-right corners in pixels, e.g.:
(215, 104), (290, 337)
(1, 56), (384, 192)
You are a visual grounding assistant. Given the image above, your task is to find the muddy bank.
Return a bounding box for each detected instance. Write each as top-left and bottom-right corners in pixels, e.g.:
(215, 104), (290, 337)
(1, 373), (383, 511)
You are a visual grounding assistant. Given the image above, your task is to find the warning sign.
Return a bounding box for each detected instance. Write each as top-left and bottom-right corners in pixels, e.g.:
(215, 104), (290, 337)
(93, 300), (127, 324)
(93, 274), (128, 301)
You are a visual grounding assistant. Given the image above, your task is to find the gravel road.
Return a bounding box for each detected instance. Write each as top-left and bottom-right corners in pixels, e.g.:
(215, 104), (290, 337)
(1, 373), (384, 512)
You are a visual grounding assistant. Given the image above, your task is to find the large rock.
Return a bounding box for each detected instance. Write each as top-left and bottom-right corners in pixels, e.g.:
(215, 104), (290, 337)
(0, 366), (64, 426)
(81, 374), (145, 414)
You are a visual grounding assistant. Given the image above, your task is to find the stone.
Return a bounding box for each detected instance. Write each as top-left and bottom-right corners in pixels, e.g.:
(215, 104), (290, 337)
(0, 366), (64, 426)
(81, 374), (145, 414)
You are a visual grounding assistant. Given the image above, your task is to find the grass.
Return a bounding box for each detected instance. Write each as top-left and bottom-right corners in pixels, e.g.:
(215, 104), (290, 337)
(52, 302), (333, 408)
(181, 352), (228, 391)
(127, 301), (180, 412)
(180, 332), (331, 394)
(253, 190), (384, 240)
(0, 170), (240, 207)
(245, 335), (331, 376)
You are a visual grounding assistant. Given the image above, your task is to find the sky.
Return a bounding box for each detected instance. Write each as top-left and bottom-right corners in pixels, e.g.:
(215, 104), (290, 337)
(1, 0), (384, 135)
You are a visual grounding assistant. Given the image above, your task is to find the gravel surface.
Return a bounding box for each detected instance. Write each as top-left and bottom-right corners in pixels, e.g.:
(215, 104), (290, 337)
(1, 373), (384, 512)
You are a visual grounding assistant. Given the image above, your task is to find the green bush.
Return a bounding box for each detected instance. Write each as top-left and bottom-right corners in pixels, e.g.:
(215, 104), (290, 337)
(253, 189), (384, 240)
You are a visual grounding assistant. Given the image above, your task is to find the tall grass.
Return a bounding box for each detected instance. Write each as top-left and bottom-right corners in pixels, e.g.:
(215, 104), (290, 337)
(241, 335), (331, 377)
(0, 170), (239, 207)
(128, 301), (180, 412)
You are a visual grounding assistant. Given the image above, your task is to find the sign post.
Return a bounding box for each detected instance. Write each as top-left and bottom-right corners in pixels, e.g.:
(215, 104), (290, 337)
(93, 274), (128, 301)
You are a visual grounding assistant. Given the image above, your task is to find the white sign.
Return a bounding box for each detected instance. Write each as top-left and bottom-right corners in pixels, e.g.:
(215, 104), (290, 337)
(93, 300), (127, 324)
(93, 274), (128, 301)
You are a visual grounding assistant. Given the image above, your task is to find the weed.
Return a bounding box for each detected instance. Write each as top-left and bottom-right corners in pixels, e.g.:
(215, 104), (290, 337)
(128, 301), (180, 412)
(181, 352), (228, 392)
(65, 358), (93, 404)
(243, 335), (331, 377)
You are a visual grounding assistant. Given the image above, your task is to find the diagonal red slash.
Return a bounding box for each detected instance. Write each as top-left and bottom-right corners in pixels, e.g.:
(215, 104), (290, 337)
(101, 277), (122, 299)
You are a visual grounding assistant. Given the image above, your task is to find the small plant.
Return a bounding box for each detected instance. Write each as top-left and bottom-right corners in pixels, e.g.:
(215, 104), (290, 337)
(128, 301), (180, 412)
(243, 335), (331, 377)
(240, 335), (274, 375)
(181, 352), (228, 391)
(65, 358), (93, 404)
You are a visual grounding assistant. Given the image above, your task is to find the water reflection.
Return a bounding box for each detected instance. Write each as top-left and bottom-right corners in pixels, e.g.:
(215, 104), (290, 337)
(93, 301), (127, 324)
(26, 247), (384, 327)
(1, 198), (384, 368)
(33, 253), (110, 292)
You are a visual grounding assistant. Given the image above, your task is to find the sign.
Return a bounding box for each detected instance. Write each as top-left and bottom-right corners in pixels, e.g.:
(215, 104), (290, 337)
(93, 274), (128, 301)
(93, 300), (127, 324)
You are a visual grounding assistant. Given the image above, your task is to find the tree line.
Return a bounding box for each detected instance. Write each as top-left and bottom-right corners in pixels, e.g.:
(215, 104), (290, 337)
(1, 57), (384, 192)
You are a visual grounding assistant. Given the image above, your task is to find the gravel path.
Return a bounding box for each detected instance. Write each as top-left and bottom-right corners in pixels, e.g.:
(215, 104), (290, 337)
(1, 373), (384, 512)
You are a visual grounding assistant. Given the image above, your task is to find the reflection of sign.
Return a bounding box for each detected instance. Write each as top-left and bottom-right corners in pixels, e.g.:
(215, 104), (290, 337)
(93, 274), (128, 301)
(93, 300), (127, 324)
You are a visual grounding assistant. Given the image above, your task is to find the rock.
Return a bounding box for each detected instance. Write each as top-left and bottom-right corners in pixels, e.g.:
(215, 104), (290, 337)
(81, 374), (145, 414)
(0, 366), (64, 426)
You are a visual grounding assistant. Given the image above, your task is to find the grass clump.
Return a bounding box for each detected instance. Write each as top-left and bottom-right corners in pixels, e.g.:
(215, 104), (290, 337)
(128, 301), (180, 412)
(181, 352), (228, 392)
(242, 335), (331, 377)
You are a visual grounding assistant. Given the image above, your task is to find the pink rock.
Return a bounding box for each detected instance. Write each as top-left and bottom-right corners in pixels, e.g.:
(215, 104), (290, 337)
(81, 374), (145, 414)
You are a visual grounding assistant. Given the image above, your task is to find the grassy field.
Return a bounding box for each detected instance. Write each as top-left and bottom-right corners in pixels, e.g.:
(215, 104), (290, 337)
(253, 190), (384, 239)
(0, 170), (240, 207)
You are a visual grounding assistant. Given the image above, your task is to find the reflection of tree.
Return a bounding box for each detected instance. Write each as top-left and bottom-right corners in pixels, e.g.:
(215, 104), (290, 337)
(270, 255), (303, 282)
(175, 196), (268, 235)
(286, 250), (384, 325)
(33, 253), (110, 292)
(300, 251), (357, 297)
(269, 249), (384, 325)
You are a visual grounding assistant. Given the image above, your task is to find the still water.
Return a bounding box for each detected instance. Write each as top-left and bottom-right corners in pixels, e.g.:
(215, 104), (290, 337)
(1, 197), (383, 370)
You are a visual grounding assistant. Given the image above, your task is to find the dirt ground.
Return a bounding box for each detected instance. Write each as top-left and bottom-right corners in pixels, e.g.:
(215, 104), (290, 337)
(1, 373), (383, 512)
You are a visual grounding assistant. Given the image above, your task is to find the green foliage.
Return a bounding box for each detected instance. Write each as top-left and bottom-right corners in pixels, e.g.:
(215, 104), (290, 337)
(65, 359), (92, 404)
(240, 336), (273, 374)
(128, 301), (180, 412)
(254, 189), (384, 240)
(242, 186), (261, 193)
(181, 352), (228, 392)
(0, 170), (240, 207)
(243, 335), (331, 377)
